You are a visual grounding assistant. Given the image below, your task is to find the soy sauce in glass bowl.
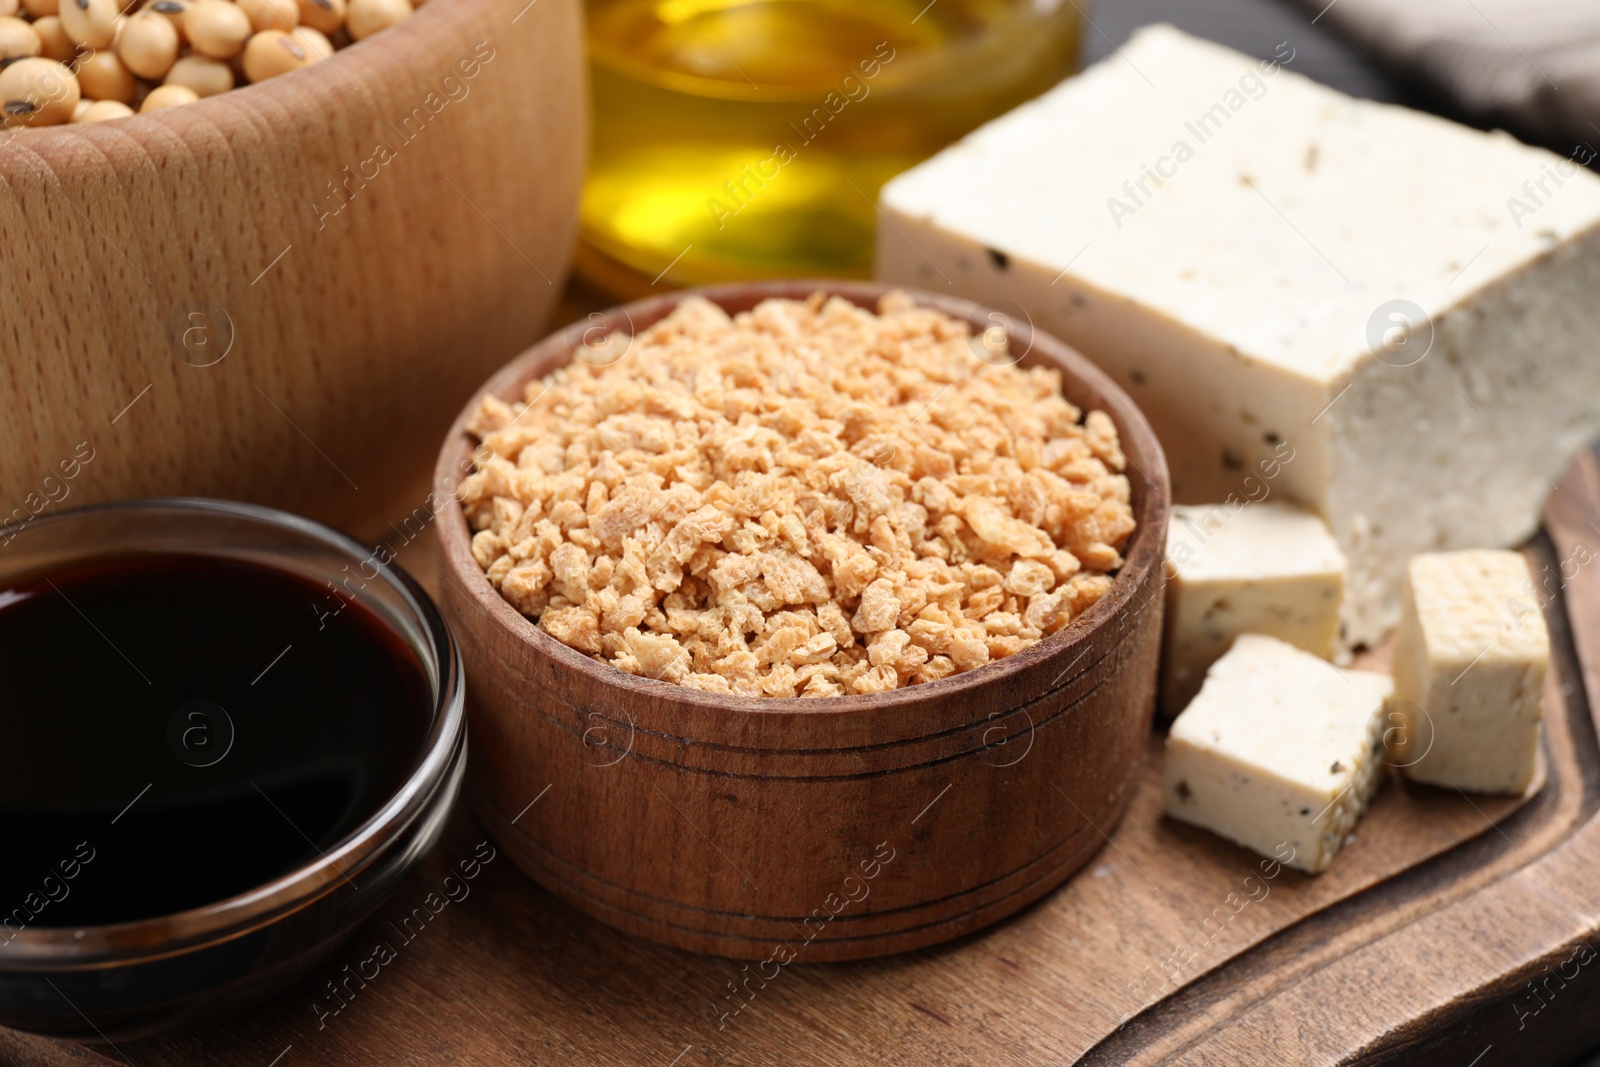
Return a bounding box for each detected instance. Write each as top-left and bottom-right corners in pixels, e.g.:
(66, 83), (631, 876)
(0, 499), (465, 1041)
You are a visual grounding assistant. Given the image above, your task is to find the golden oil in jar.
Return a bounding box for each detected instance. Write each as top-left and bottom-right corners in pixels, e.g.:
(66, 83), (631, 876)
(580, 0), (1084, 293)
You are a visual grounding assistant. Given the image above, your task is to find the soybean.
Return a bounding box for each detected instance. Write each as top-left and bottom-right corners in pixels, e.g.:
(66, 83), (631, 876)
(0, 15), (41, 62)
(184, 0), (250, 59)
(289, 22), (329, 59)
(57, 0), (118, 49)
(139, 81), (195, 110)
(117, 11), (180, 81)
(164, 52), (231, 96)
(237, 0), (296, 33)
(293, 0), (340, 34)
(74, 48), (135, 102)
(73, 97), (131, 121)
(30, 14), (71, 58)
(240, 27), (312, 81)
(146, 0), (190, 41)
(0, 56), (77, 126)
(344, 0), (407, 41)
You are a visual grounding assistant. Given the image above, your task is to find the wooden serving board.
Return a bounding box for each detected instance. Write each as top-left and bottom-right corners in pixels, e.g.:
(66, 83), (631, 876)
(9, 445), (1600, 1067)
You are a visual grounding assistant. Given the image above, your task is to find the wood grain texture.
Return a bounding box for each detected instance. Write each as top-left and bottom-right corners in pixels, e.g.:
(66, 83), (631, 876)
(6, 446), (1597, 1065)
(0, 448), (1591, 1063)
(0, 0), (583, 535)
(432, 281), (1173, 960)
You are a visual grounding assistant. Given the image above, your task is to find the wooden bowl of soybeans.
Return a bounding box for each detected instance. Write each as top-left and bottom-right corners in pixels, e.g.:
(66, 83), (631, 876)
(0, 0), (585, 533)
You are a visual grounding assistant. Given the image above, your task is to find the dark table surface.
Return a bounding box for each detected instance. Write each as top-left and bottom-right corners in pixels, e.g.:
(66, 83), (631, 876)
(1082, 0), (1401, 102)
(1083, 2), (1599, 1064)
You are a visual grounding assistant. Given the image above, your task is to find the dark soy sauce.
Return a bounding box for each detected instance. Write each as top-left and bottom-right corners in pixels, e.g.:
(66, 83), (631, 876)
(0, 555), (432, 928)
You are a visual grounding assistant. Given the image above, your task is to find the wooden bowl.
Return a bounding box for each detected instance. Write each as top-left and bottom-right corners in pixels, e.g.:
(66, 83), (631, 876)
(433, 280), (1171, 961)
(0, 0), (583, 534)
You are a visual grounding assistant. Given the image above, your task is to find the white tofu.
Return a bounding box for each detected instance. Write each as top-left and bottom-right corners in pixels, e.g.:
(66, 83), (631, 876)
(877, 24), (1600, 647)
(1389, 550), (1548, 794)
(1162, 502), (1345, 717)
(1164, 633), (1392, 873)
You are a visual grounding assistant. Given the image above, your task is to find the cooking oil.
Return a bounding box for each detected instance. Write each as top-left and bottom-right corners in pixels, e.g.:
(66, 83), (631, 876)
(580, 0), (1084, 293)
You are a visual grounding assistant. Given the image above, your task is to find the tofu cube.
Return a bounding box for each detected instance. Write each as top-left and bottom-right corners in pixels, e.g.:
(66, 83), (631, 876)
(1164, 634), (1392, 873)
(1389, 550), (1548, 794)
(877, 24), (1600, 647)
(1162, 502), (1345, 716)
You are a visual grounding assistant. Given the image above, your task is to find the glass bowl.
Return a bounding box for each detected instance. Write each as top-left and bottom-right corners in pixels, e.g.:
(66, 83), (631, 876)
(0, 499), (465, 1041)
(579, 0), (1085, 292)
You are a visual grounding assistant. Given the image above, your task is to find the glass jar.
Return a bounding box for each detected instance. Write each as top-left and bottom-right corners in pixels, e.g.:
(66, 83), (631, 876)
(579, 0), (1085, 293)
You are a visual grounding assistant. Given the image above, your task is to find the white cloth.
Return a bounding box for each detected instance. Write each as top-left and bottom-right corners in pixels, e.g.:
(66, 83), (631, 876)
(1298, 0), (1600, 148)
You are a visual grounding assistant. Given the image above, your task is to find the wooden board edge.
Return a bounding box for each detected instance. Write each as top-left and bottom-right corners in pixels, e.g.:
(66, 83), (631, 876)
(1081, 447), (1600, 1066)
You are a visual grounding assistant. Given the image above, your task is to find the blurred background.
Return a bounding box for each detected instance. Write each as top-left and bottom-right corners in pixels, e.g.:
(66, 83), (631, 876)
(573, 0), (1594, 301)
(579, 0), (1083, 292)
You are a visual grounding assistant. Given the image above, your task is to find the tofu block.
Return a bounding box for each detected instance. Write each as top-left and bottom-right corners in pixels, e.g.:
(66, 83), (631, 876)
(1162, 501), (1345, 717)
(1389, 550), (1548, 794)
(877, 24), (1600, 647)
(1164, 633), (1392, 873)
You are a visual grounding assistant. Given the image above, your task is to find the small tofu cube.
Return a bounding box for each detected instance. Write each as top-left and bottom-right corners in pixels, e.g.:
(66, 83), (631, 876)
(1164, 634), (1392, 873)
(1162, 502), (1345, 716)
(1389, 550), (1547, 794)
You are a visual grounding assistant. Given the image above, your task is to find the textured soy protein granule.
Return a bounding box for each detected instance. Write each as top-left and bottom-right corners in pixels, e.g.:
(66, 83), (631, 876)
(458, 291), (1136, 698)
